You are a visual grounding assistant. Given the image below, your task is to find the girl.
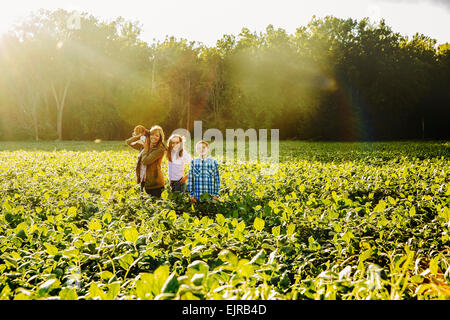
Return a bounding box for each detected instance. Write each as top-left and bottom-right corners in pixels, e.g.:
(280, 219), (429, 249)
(167, 134), (192, 193)
(140, 125), (167, 198)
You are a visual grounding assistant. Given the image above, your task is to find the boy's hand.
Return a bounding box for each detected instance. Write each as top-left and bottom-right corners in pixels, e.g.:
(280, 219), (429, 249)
(190, 197), (197, 203)
(212, 196), (219, 202)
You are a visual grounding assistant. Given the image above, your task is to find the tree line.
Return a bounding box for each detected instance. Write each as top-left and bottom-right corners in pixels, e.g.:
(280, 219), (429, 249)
(0, 9), (448, 141)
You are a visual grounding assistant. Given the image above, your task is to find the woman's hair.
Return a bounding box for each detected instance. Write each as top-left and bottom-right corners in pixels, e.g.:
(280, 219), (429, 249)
(144, 125), (166, 149)
(132, 125), (146, 136)
(167, 134), (185, 162)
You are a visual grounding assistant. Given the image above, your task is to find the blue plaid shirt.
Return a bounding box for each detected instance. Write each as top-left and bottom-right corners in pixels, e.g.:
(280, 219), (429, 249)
(187, 157), (220, 200)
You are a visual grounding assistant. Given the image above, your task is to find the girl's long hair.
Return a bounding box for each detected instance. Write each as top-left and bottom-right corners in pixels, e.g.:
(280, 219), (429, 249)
(167, 134), (185, 162)
(144, 125), (167, 150)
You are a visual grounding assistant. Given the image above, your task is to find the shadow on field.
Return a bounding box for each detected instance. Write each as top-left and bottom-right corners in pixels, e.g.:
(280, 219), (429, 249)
(0, 141), (448, 162)
(0, 141), (129, 152)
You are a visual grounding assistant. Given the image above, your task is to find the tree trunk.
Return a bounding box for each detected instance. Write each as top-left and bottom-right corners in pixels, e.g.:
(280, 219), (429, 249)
(421, 116), (425, 140)
(52, 79), (71, 141)
(30, 101), (39, 141)
(186, 78), (191, 132)
(214, 81), (219, 122)
(33, 112), (39, 141)
(151, 57), (156, 93)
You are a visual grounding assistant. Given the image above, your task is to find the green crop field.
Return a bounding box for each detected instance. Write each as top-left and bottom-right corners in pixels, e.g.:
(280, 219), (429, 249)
(0, 141), (449, 300)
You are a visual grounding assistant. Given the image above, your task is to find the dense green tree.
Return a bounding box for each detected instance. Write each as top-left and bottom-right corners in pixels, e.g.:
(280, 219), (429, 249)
(0, 10), (448, 141)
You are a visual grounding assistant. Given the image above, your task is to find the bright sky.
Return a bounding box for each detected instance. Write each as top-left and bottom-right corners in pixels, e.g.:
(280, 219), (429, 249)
(0, 0), (449, 45)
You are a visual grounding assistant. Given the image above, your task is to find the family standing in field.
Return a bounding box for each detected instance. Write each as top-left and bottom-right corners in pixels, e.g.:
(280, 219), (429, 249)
(125, 125), (220, 203)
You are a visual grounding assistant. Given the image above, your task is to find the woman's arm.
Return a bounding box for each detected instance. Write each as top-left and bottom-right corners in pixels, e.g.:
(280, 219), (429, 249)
(141, 145), (165, 166)
(187, 160), (194, 197)
(212, 160), (220, 197)
(125, 136), (143, 151)
(180, 173), (188, 184)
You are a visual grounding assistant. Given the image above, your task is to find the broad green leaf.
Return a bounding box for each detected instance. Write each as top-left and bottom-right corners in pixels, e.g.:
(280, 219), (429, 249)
(59, 287), (78, 300)
(342, 231), (354, 244)
(374, 200), (386, 212)
(272, 225), (280, 237)
(249, 249), (266, 265)
(63, 247), (79, 259)
(102, 211), (112, 223)
(438, 206), (449, 220)
(216, 214), (225, 226)
(187, 260), (209, 279)
(359, 249), (372, 262)
(67, 207), (77, 217)
(118, 253), (134, 270)
(218, 249), (238, 266)
(123, 227), (139, 244)
(38, 279), (60, 296)
(238, 261), (254, 278)
(161, 272), (179, 294)
(44, 243), (59, 255)
(2, 200), (12, 211)
(167, 210), (177, 222)
(308, 236), (320, 251)
(236, 221), (246, 233)
(88, 218), (102, 231)
(100, 271), (114, 281)
(268, 249), (278, 264)
(181, 245), (191, 257)
(88, 283), (106, 300)
(287, 223), (295, 236)
(333, 223), (342, 232)
(107, 282), (121, 300)
(429, 256), (440, 275)
(253, 217), (265, 232)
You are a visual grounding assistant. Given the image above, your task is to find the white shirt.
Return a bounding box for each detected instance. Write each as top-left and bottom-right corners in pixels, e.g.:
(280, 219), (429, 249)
(168, 149), (192, 181)
(138, 149), (147, 182)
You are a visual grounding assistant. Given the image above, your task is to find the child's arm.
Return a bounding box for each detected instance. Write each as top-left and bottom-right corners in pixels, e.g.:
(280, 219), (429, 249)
(212, 160), (220, 197)
(187, 160), (194, 194)
(125, 136), (143, 151)
(141, 145), (165, 165)
(187, 160), (196, 201)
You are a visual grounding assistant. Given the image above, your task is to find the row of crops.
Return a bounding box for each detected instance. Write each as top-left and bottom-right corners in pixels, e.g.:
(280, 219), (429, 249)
(0, 141), (449, 299)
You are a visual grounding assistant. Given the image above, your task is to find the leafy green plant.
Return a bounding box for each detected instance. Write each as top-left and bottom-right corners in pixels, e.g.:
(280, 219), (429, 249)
(0, 141), (449, 300)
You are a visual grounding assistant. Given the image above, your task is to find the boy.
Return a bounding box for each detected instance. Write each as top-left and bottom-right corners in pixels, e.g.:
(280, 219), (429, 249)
(187, 140), (220, 203)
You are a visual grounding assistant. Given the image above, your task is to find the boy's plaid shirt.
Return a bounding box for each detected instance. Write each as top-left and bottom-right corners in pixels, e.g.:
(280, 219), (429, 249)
(187, 157), (220, 199)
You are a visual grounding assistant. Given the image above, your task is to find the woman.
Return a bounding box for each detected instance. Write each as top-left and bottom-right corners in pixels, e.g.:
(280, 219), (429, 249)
(167, 134), (192, 193)
(126, 125), (166, 198)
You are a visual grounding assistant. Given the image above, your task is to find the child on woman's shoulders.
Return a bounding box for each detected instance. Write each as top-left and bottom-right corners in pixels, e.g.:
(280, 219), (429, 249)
(125, 125), (148, 193)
